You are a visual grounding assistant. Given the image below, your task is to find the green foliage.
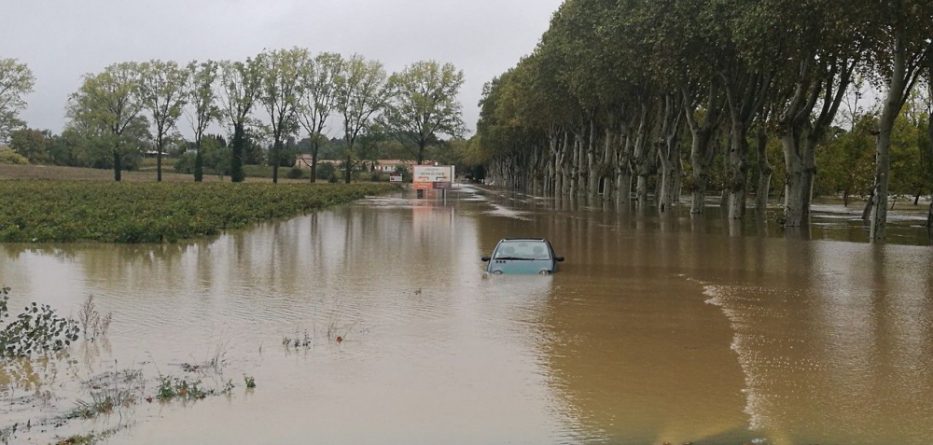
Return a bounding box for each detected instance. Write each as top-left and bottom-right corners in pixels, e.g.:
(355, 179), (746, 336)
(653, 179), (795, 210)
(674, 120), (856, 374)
(137, 60), (190, 180)
(0, 59), (35, 143)
(175, 136), (231, 178)
(157, 376), (207, 401)
(316, 162), (337, 182)
(219, 57), (264, 183)
(335, 55), (391, 183)
(9, 128), (51, 163)
(257, 48), (307, 182)
(382, 60), (465, 163)
(66, 63), (150, 180)
(0, 287), (80, 358)
(0, 182), (396, 243)
(287, 166), (305, 179)
(297, 52), (343, 182)
(0, 147), (28, 165)
(243, 375), (256, 389)
(816, 117), (877, 200)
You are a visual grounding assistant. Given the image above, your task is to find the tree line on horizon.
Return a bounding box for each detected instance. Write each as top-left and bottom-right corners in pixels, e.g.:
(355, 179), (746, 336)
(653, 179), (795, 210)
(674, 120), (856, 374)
(474, 0), (933, 240)
(0, 50), (465, 184)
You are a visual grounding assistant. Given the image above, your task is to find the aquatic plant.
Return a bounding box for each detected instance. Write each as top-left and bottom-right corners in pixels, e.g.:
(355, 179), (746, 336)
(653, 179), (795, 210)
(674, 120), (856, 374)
(78, 295), (111, 341)
(282, 330), (312, 350)
(71, 369), (144, 419)
(0, 181), (398, 243)
(243, 375), (256, 389)
(156, 376), (208, 401)
(179, 341), (229, 374)
(0, 287), (80, 358)
(56, 434), (95, 445)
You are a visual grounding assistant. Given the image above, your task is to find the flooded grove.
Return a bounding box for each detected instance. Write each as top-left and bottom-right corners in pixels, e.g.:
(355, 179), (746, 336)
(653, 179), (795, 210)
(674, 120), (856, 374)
(1, 185), (932, 444)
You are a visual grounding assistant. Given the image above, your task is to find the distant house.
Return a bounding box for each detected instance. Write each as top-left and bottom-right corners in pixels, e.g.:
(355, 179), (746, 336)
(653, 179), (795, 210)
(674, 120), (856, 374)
(293, 155), (436, 172)
(370, 159), (437, 173)
(294, 155), (341, 169)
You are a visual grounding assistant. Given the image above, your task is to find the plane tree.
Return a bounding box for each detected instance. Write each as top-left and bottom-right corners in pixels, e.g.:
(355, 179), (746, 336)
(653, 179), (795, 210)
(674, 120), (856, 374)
(67, 62), (148, 181)
(382, 60), (465, 165)
(219, 57), (263, 183)
(138, 60), (190, 182)
(0, 58), (35, 144)
(334, 55), (390, 184)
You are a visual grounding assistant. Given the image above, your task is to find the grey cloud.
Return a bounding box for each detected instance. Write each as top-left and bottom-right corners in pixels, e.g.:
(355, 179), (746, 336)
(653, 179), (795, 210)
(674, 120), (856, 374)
(1, 0), (563, 136)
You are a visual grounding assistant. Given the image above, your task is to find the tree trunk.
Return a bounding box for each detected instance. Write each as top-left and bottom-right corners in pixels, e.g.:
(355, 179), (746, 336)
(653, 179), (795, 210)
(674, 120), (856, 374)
(112, 150), (122, 182)
(658, 159), (677, 214)
(587, 120), (596, 197)
(728, 120), (748, 220)
(417, 140), (426, 165)
(927, 199), (933, 235)
(194, 146), (204, 182)
(691, 173), (707, 214)
(672, 159), (682, 204)
(310, 142), (319, 183)
(862, 187), (874, 221)
(272, 139), (281, 184)
(156, 137), (163, 183)
(633, 106), (650, 209)
(781, 133), (816, 227)
(871, 64), (907, 239)
(231, 124), (245, 183)
(756, 126), (772, 211)
(636, 175), (648, 208)
(344, 153), (352, 184)
(658, 94), (682, 214)
(689, 133), (713, 214)
(871, 127), (893, 240)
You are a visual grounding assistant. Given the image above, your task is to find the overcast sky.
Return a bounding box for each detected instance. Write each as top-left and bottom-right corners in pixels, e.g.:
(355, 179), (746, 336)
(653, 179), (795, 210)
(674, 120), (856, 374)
(1, 0), (563, 137)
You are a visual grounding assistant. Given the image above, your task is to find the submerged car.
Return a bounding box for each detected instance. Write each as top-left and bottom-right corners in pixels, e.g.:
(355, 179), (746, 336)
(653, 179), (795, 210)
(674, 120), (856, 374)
(482, 238), (564, 275)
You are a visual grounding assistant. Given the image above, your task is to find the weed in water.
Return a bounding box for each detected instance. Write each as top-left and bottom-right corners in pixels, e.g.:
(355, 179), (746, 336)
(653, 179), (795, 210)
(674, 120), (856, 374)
(78, 295), (111, 341)
(244, 375), (256, 389)
(56, 434), (95, 445)
(282, 330), (312, 350)
(156, 376), (176, 401)
(156, 375), (220, 402)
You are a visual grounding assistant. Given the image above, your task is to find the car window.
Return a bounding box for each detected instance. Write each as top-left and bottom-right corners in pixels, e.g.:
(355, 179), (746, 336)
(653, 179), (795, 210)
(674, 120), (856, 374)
(495, 241), (551, 260)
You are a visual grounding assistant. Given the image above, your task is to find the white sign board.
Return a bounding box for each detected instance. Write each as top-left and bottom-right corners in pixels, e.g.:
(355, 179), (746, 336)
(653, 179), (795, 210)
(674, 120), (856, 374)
(413, 165), (454, 184)
(389, 175), (403, 183)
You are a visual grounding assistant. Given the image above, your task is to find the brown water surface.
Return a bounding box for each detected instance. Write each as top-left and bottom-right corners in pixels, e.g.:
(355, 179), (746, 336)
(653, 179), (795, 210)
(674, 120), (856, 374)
(1, 187), (932, 444)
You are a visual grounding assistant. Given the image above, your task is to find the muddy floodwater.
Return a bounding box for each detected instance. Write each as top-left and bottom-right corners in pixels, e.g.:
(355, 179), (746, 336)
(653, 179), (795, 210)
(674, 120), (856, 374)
(2, 186), (932, 444)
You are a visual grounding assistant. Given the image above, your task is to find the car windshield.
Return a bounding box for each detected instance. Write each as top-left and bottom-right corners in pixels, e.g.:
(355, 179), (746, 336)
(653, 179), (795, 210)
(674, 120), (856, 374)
(494, 241), (551, 260)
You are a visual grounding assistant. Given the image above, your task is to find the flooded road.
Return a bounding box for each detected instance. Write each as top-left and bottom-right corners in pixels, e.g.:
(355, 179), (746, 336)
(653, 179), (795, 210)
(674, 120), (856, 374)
(1, 187), (932, 444)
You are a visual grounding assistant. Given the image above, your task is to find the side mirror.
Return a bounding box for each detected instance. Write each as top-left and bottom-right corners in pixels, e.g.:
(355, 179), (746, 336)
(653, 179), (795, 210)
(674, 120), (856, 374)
(555, 256), (565, 262)
(481, 256), (491, 262)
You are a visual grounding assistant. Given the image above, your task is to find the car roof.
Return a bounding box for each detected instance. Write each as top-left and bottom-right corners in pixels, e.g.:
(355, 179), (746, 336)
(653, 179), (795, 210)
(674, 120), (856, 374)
(501, 238), (547, 242)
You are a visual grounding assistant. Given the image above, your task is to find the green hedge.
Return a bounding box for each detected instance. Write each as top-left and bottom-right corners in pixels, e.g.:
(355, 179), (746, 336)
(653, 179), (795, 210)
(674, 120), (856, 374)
(0, 182), (397, 243)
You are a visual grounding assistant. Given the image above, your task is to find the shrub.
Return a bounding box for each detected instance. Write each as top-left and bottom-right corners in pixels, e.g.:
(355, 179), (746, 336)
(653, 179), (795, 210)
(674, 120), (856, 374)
(0, 147), (29, 165)
(287, 167), (305, 179)
(316, 162), (337, 182)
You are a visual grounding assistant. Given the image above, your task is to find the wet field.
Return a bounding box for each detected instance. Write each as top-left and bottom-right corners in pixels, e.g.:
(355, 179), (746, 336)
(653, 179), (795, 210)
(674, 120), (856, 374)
(1, 186), (932, 444)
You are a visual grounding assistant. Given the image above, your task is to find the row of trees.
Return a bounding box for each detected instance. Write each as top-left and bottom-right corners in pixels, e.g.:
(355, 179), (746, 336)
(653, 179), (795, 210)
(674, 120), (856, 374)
(475, 0), (933, 240)
(2, 50), (465, 183)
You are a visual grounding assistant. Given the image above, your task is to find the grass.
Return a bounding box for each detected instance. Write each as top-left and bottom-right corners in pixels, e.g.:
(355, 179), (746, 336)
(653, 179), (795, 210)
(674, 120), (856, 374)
(0, 181), (397, 243)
